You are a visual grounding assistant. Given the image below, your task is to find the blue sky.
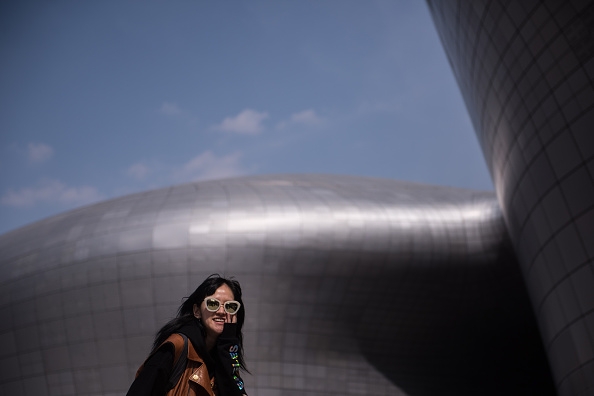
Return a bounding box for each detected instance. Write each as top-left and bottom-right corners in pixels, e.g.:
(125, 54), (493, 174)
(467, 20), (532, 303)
(0, 1), (492, 235)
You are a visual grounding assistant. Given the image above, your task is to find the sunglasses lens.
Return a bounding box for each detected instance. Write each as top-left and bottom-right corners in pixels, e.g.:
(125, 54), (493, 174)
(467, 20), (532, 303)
(205, 298), (220, 312)
(224, 301), (240, 314)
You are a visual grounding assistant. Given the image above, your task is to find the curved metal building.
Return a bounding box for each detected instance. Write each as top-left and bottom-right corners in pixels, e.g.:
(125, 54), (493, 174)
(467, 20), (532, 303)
(1, 0), (593, 395)
(0, 175), (553, 395)
(427, 1), (594, 394)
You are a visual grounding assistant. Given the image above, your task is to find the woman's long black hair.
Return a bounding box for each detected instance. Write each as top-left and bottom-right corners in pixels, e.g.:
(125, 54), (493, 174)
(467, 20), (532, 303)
(152, 274), (247, 371)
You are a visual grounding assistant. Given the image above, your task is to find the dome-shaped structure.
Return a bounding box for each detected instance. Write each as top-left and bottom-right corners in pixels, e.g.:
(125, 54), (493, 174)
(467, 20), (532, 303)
(0, 174), (552, 395)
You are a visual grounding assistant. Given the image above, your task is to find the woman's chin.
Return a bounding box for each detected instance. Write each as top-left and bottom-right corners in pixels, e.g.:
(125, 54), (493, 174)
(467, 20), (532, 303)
(208, 320), (225, 334)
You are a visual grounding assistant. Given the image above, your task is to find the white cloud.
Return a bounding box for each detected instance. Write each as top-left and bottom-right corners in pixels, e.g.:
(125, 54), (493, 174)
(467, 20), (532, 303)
(174, 151), (245, 182)
(27, 142), (54, 163)
(215, 109), (268, 135)
(126, 163), (150, 180)
(276, 109), (324, 130)
(159, 102), (182, 116)
(1, 179), (103, 207)
(290, 109), (322, 125)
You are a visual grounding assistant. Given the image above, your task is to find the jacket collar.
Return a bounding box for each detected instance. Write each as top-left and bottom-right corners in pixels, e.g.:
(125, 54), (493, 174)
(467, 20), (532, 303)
(178, 319), (216, 373)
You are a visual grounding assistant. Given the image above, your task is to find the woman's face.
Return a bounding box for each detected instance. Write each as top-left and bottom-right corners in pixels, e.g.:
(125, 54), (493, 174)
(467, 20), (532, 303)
(193, 284), (238, 341)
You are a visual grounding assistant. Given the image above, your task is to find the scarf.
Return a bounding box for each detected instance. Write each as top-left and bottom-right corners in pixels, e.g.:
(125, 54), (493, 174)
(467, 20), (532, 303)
(177, 319), (245, 396)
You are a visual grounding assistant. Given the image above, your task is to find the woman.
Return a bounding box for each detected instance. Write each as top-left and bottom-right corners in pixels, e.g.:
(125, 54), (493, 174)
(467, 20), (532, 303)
(126, 274), (248, 396)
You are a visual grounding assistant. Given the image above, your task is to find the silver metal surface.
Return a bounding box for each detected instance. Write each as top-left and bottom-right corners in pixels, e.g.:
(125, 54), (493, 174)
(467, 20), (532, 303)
(0, 175), (550, 395)
(428, 1), (594, 394)
(4, 0), (592, 393)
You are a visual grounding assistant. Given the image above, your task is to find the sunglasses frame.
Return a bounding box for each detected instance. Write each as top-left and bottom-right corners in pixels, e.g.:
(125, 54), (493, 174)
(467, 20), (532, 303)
(203, 297), (241, 315)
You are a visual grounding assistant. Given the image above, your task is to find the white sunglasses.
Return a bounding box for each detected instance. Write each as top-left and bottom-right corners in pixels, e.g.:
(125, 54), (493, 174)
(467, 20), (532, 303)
(203, 297), (241, 314)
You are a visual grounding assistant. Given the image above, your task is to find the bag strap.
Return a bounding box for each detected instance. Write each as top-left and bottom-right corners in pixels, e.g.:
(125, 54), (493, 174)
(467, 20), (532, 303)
(167, 333), (189, 390)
